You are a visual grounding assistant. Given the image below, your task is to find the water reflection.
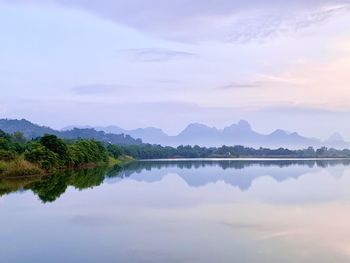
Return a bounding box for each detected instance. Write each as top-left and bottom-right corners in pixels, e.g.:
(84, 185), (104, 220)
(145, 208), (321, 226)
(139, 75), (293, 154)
(0, 165), (122, 203)
(2, 159), (350, 263)
(1, 159), (350, 203)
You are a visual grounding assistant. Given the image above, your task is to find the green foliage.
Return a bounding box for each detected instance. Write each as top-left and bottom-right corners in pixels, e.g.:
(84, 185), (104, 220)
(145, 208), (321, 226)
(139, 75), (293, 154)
(107, 144), (123, 158)
(12, 132), (26, 144)
(24, 137), (111, 171)
(39, 134), (69, 163)
(120, 144), (350, 159)
(0, 138), (10, 151)
(67, 140), (108, 166)
(24, 142), (60, 170)
(0, 162), (6, 173)
(0, 129), (11, 140)
(0, 130), (26, 153)
(0, 129), (130, 177)
(0, 150), (16, 161)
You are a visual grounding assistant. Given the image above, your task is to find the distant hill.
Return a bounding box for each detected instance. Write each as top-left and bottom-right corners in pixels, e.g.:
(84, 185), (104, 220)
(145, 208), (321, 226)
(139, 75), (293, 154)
(3, 118), (349, 149)
(75, 120), (350, 149)
(63, 124), (170, 145)
(0, 119), (142, 145)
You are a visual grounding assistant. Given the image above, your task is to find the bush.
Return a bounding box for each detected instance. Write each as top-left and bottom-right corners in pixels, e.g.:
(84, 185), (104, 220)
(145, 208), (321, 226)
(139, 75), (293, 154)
(107, 144), (123, 158)
(0, 150), (17, 161)
(0, 161), (6, 173)
(67, 140), (108, 167)
(40, 134), (69, 163)
(24, 142), (60, 170)
(0, 138), (10, 151)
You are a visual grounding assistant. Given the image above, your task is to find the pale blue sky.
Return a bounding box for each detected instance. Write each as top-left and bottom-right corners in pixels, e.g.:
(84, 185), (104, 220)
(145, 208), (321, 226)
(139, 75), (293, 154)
(1, 0), (350, 139)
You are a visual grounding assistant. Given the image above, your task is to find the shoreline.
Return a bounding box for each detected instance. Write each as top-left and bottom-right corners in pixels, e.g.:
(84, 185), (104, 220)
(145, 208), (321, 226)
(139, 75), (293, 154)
(139, 157), (350, 161)
(0, 156), (134, 179)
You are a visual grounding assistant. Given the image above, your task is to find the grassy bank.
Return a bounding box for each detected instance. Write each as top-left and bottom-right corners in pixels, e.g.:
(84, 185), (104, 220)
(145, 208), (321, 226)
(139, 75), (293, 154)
(108, 155), (134, 166)
(0, 155), (133, 178)
(0, 158), (43, 177)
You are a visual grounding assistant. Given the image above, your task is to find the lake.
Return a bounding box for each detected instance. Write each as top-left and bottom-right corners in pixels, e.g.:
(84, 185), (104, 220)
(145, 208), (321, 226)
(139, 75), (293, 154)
(1, 159), (350, 263)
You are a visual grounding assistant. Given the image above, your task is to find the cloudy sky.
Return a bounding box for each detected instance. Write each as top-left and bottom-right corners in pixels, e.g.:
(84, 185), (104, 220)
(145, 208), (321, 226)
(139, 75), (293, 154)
(1, 0), (350, 139)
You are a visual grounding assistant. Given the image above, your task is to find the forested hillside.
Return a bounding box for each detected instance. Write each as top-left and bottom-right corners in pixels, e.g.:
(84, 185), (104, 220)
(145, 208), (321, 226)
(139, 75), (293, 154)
(0, 119), (142, 145)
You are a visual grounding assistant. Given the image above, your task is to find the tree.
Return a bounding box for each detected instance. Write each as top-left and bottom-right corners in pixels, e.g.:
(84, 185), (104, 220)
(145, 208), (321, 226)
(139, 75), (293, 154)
(39, 134), (68, 163)
(107, 144), (123, 158)
(24, 142), (59, 170)
(11, 132), (26, 144)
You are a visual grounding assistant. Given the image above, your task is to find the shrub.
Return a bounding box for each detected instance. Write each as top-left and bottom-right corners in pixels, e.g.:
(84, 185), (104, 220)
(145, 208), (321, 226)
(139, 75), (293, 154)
(24, 142), (60, 170)
(0, 161), (6, 174)
(39, 134), (69, 163)
(0, 150), (17, 161)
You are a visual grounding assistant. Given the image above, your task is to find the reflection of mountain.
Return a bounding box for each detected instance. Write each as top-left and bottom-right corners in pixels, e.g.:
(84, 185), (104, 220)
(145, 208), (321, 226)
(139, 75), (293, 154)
(117, 160), (350, 190)
(1, 160), (350, 202)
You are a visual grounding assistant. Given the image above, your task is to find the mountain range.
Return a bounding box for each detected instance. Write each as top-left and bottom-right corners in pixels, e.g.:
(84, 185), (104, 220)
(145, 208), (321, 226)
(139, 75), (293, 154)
(64, 120), (349, 149)
(0, 118), (348, 149)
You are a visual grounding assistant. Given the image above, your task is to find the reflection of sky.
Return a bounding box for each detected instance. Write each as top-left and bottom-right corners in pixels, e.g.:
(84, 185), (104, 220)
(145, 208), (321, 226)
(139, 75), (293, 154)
(2, 161), (350, 262)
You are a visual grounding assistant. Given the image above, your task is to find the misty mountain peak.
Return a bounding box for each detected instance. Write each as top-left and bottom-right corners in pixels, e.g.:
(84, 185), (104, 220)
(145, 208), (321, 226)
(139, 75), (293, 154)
(326, 132), (344, 142)
(183, 123), (215, 132)
(270, 129), (289, 136)
(178, 123), (219, 138)
(237, 120), (252, 130)
(224, 120), (252, 133)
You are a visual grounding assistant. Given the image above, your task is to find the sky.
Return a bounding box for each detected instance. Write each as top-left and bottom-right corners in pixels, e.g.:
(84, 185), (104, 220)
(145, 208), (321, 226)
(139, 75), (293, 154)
(1, 0), (350, 139)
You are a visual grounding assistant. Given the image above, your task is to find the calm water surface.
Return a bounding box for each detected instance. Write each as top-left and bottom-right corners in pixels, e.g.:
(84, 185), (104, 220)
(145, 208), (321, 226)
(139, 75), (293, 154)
(1, 159), (350, 263)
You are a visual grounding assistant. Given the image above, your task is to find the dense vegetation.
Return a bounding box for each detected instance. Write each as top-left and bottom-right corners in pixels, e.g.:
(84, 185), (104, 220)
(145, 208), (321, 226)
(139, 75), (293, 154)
(2, 126), (350, 178)
(0, 129), (130, 177)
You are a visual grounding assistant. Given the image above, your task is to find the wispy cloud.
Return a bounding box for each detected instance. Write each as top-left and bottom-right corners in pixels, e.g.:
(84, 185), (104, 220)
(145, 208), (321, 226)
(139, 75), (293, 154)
(3, 0), (349, 42)
(226, 4), (350, 43)
(123, 48), (197, 62)
(218, 82), (262, 90)
(257, 74), (306, 85)
(295, 4), (350, 30)
(71, 84), (132, 95)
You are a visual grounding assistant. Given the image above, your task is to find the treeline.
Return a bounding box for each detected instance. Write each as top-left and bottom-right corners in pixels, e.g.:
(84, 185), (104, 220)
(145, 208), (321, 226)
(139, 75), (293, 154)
(2, 128), (350, 177)
(119, 144), (350, 159)
(0, 129), (127, 177)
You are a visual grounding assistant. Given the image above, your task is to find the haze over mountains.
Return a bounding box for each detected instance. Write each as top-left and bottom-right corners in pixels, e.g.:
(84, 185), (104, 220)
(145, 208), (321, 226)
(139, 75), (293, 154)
(0, 118), (348, 149)
(64, 120), (349, 149)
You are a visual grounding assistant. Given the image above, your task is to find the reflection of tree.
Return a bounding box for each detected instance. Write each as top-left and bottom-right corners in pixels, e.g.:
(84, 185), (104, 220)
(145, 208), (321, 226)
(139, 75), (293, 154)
(69, 167), (105, 190)
(0, 176), (41, 197)
(30, 171), (70, 203)
(28, 165), (121, 203)
(105, 164), (123, 178)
